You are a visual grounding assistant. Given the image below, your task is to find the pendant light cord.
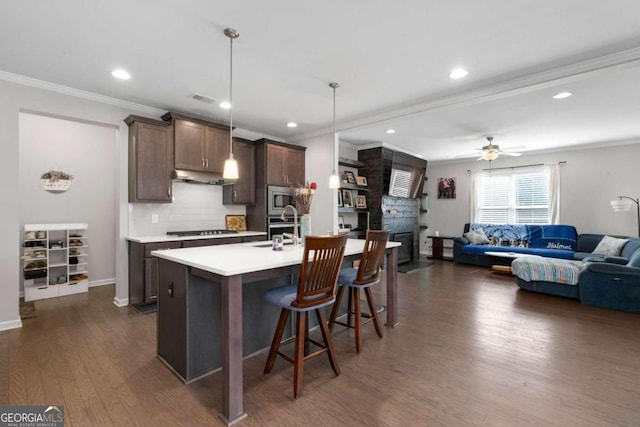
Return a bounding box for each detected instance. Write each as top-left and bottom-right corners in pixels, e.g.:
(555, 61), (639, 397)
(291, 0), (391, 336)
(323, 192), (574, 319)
(229, 34), (234, 156)
(329, 82), (340, 184)
(224, 28), (239, 156)
(332, 84), (336, 135)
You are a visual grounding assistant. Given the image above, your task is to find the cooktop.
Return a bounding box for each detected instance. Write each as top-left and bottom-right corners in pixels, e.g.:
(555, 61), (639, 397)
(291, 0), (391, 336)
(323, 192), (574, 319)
(166, 229), (239, 237)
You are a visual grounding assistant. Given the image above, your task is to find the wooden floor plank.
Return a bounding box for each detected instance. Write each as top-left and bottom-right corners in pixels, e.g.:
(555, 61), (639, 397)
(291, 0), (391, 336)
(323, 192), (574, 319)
(2, 263), (640, 425)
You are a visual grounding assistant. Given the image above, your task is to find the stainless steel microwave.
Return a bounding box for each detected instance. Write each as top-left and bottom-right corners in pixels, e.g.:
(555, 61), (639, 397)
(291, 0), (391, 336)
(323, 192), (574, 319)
(268, 185), (297, 216)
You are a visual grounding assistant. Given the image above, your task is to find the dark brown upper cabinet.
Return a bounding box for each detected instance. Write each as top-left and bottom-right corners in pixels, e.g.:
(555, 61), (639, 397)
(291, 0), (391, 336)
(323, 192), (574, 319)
(173, 119), (228, 173)
(125, 115), (173, 203)
(264, 141), (305, 186)
(163, 112), (230, 173)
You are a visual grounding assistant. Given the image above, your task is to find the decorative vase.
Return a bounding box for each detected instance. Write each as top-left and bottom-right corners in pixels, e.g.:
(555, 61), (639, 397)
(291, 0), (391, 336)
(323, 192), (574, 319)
(300, 214), (311, 246)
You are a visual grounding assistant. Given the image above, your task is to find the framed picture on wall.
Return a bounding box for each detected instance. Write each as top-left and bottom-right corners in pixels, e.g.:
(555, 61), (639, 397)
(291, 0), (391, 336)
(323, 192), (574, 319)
(437, 177), (456, 199)
(355, 176), (368, 186)
(342, 189), (354, 207)
(355, 195), (367, 209)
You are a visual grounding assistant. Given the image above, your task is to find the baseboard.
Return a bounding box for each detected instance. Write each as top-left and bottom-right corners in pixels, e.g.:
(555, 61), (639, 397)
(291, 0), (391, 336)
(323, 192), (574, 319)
(89, 278), (116, 288)
(113, 296), (129, 307)
(0, 318), (22, 331)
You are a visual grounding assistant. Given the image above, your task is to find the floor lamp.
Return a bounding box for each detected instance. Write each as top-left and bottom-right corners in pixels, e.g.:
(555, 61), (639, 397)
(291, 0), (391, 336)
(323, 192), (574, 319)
(610, 196), (640, 237)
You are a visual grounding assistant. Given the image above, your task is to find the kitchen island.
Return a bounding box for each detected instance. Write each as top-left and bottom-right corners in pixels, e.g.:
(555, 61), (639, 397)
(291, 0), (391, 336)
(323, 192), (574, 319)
(151, 238), (400, 425)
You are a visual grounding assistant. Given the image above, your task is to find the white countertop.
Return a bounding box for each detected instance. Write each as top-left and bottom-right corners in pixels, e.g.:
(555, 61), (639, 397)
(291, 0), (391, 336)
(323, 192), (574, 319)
(151, 238), (401, 276)
(126, 231), (267, 244)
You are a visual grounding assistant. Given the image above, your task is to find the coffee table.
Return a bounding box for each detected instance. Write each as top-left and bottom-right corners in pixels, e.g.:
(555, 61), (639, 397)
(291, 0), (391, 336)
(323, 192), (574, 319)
(484, 251), (535, 274)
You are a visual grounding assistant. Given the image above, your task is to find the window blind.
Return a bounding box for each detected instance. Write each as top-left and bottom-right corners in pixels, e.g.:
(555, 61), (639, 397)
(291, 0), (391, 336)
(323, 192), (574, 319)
(476, 168), (549, 224)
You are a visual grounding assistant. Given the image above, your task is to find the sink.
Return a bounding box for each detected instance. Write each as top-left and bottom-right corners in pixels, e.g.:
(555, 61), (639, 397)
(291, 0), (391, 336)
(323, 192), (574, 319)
(253, 242), (295, 248)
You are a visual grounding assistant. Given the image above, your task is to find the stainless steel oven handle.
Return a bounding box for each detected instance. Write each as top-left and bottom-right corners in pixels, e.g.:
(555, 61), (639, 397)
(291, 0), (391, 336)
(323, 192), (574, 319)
(268, 224), (296, 229)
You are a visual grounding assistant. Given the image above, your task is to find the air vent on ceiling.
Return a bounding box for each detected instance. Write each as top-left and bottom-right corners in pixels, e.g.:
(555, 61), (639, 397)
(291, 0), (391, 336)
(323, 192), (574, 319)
(191, 93), (216, 104)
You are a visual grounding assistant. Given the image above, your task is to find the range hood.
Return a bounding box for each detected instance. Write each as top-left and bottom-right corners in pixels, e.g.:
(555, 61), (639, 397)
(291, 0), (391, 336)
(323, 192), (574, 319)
(171, 169), (231, 185)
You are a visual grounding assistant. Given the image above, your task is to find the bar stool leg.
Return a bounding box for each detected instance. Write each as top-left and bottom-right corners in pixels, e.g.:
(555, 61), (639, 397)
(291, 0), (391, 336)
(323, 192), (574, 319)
(364, 287), (384, 338)
(353, 287), (362, 353)
(328, 285), (345, 332)
(264, 308), (289, 374)
(293, 311), (306, 398)
(316, 309), (340, 376)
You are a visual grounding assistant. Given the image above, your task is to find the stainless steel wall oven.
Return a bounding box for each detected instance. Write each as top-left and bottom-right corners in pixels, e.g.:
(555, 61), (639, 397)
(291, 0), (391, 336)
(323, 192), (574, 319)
(267, 217), (300, 240)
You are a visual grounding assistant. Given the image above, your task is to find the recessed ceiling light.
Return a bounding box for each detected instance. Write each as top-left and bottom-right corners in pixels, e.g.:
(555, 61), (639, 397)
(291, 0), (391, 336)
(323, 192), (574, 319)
(448, 68), (468, 79)
(385, 129), (396, 134)
(220, 101), (231, 109)
(111, 69), (131, 80)
(553, 91), (572, 99)
(286, 122), (298, 128)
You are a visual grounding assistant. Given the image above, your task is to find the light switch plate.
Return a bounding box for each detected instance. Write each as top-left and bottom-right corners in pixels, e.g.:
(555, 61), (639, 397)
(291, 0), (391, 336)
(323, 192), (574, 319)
(151, 214), (159, 224)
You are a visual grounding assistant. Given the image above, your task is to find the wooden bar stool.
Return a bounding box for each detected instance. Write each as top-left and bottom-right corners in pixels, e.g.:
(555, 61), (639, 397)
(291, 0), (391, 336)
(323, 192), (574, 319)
(263, 234), (348, 398)
(329, 230), (389, 352)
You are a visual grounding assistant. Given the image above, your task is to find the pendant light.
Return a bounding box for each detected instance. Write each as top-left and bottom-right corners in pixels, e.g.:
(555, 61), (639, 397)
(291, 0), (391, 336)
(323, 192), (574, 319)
(222, 27), (240, 180)
(328, 82), (341, 189)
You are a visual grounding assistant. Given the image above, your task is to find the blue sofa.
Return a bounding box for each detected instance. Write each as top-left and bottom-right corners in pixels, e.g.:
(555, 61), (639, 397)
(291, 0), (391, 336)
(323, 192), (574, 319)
(454, 223), (640, 312)
(453, 223), (578, 267)
(512, 248), (640, 313)
(578, 255), (640, 313)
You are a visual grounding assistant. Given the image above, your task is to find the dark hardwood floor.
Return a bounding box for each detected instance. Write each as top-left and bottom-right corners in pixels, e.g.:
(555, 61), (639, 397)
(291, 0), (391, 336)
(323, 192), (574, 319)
(2, 261), (639, 426)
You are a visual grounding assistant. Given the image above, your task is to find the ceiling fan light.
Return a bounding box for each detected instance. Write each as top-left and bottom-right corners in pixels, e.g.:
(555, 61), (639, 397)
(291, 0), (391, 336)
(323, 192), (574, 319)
(482, 149), (499, 161)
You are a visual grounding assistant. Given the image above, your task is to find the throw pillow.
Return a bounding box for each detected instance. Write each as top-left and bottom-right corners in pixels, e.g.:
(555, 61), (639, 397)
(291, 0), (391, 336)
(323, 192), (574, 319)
(464, 227), (490, 245)
(592, 235), (629, 256)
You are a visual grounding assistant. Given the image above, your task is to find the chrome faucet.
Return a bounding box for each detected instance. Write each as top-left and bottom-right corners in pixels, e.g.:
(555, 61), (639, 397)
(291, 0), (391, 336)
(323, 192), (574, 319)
(281, 204), (300, 245)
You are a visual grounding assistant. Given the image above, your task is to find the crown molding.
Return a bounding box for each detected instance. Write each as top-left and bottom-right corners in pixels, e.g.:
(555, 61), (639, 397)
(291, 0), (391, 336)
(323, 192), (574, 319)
(0, 70), (165, 116)
(291, 46), (640, 143)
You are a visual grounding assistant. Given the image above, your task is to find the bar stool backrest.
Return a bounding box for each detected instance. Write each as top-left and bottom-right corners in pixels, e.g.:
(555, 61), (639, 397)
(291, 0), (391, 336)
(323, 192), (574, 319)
(354, 230), (390, 286)
(292, 234), (348, 309)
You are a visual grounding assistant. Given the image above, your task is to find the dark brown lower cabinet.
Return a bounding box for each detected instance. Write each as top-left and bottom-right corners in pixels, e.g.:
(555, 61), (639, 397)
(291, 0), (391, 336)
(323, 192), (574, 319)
(129, 241), (183, 306)
(129, 236), (267, 309)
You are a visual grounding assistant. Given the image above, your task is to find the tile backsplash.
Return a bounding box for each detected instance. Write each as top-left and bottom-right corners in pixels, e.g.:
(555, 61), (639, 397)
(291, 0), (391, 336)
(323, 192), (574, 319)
(129, 182), (246, 236)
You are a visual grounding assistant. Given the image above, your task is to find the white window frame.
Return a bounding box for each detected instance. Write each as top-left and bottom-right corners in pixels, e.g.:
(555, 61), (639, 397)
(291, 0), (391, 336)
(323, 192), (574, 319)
(473, 166), (552, 224)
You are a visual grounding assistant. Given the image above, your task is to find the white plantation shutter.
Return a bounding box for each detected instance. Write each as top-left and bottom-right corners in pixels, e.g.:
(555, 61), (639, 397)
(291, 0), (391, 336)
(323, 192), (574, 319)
(515, 172), (549, 223)
(475, 167), (551, 224)
(477, 175), (509, 223)
(389, 169), (412, 198)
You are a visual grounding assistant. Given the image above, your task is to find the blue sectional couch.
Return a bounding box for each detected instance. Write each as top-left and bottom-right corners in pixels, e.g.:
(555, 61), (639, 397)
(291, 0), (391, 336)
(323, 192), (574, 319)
(454, 223), (640, 313)
(453, 223), (578, 267)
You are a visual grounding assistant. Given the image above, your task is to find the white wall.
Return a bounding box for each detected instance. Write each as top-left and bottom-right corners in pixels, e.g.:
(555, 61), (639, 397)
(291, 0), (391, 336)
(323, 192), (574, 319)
(0, 83), (21, 330)
(19, 112), (117, 290)
(424, 143), (640, 238)
(299, 132), (337, 235)
(0, 78), (148, 328)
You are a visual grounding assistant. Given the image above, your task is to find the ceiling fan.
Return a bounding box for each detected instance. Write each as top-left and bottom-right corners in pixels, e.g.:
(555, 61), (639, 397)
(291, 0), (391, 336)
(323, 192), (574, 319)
(456, 137), (524, 160)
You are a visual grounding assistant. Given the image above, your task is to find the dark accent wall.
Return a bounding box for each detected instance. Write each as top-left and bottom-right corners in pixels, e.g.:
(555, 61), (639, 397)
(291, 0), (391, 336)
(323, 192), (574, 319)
(358, 147), (394, 230)
(383, 196), (420, 262)
(358, 147), (421, 261)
